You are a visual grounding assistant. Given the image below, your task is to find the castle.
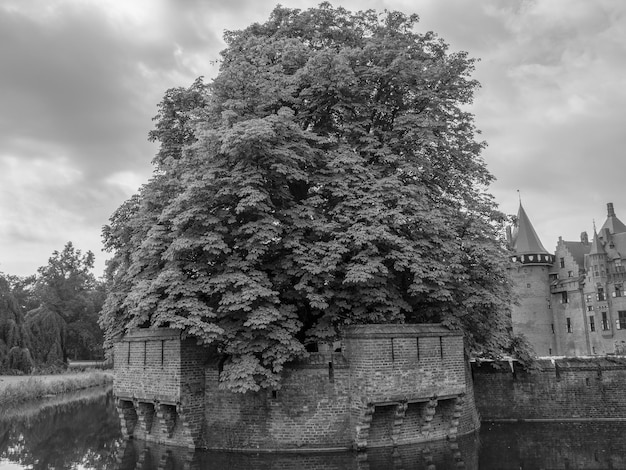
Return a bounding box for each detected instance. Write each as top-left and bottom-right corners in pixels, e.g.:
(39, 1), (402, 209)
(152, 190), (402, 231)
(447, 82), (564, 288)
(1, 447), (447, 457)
(509, 202), (626, 356)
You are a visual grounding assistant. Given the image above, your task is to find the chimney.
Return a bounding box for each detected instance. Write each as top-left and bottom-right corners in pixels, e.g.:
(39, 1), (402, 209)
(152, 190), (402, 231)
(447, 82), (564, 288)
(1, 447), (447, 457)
(580, 231), (589, 244)
(608, 202), (616, 217)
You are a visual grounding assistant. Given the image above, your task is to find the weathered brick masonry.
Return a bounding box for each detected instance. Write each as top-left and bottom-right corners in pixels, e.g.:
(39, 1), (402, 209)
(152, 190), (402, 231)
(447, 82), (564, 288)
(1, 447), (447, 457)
(343, 325), (477, 450)
(115, 324), (479, 450)
(473, 357), (626, 421)
(114, 329), (206, 448)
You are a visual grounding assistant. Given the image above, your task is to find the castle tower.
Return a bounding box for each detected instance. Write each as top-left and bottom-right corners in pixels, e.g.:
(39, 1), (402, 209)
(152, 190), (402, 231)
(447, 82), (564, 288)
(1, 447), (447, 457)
(582, 228), (610, 354)
(584, 203), (626, 355)
(508, 203), (556, 356)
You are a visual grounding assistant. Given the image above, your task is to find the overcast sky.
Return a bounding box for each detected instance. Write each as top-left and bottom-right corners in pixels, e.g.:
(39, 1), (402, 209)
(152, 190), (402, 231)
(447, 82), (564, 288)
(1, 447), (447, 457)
(1, 0), (625, 277)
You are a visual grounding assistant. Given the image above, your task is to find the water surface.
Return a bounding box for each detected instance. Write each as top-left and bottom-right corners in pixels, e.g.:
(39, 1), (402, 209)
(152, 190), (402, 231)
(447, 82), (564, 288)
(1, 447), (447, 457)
(1, 390), (625, 469)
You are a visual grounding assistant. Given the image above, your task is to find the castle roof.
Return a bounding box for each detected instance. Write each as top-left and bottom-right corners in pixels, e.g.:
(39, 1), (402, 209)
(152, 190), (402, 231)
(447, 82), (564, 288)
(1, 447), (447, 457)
(512, 203), (550, 255)
(600, 202), (626, 235)
(562, 241), (591, 268)
(611, 232), (626, 258)
(589, 230), (605, 256)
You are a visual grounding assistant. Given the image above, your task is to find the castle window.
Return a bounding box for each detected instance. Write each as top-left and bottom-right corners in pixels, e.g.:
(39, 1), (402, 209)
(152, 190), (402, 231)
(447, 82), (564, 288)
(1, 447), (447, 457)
(568, 271), (573, 278)
(566, 318), (572, 333)
(602, 312), (609, 331)
(560, 258), (565, 268)
(597, 288), (606, 301)
(587, 305), (594, 312)
(527, 283), (531, 288)
(615, 285), (623, 298)
(561, 291), (568, 304)
(586, 294), (592, 303)
(589, 316), (595, 332)
(618, 311), (626, 330)
(551, 323), (555, 334)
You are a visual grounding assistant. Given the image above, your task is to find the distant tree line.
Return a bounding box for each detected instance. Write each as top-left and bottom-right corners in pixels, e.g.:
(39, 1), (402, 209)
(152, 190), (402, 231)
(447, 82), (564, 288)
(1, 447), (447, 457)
(0, 242), (105, 373)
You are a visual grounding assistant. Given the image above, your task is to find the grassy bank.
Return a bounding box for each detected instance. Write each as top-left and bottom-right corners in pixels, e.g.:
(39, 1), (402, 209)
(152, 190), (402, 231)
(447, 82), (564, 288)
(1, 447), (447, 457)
(0, 371), (113, 407)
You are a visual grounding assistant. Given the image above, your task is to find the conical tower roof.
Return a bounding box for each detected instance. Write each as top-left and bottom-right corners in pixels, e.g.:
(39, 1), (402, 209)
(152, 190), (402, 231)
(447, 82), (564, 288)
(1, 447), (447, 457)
(589, 229), (605, 256)
(511, 203), (554, 265)
(513, 204), (550, 255)
(599, 202), (626, 235)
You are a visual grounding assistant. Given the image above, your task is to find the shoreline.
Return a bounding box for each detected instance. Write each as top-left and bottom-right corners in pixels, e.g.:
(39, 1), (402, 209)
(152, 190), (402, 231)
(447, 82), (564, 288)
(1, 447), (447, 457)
(0, 371), (113, 407)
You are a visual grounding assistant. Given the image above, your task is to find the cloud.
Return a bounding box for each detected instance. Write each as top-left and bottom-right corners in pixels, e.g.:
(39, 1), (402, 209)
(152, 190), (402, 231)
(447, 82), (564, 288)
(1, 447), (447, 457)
(463, 0), (626, 246)
(2, 0), (626, 276)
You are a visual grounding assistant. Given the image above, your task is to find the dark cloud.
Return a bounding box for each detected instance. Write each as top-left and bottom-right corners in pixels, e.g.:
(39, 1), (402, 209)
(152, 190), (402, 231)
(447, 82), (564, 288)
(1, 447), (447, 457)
(0, 0), (226, 275)
(0, 1), (227, 177)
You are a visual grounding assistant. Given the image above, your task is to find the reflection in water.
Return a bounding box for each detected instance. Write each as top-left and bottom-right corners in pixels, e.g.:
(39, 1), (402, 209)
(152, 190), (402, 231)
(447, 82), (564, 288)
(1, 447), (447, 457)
(115, 435), (478, 470)
(365, 434), (478, 470)
(1, 391), (626, 469)
(0, 386), (121, 470)
(479, 421), (626, 469)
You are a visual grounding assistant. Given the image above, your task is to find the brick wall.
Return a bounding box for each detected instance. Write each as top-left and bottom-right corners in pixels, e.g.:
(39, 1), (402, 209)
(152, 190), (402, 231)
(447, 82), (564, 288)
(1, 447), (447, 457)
(114, 329), (183, 403)
(344, 325), (466, 399)
(204, 352), (353, 450)
(343, 324), (478, 448)
(114, 328), (207, 448)
(473, 357), (626, 421)
(202, 324), (478, 450)
(114, 324), (479, 450)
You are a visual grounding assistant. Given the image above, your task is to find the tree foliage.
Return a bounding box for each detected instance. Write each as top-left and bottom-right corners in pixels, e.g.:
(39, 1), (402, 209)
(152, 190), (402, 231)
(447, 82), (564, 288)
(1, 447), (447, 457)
(101, 3), (514, 392)
(0, 275), (32, 373)
(26, 242), (104, 363)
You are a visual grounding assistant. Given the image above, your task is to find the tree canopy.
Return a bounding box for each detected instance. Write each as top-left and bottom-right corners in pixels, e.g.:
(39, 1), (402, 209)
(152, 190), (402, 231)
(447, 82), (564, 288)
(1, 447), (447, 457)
(101, 3), (514, 392)
(0, 274), (32, 373)
(26, 242), (104, 364)
(0, 242), (105, 372)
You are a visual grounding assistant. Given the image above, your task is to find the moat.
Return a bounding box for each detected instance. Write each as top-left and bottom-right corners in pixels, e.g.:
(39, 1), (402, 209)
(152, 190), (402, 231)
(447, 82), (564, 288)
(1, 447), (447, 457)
(0, 386), (625, 469)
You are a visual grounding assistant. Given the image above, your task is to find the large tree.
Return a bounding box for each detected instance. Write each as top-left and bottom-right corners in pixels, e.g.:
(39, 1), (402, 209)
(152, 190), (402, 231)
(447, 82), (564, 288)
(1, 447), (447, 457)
(26, 242), (105, 364)
(101, 4), (514, 392)
(0, 274), (32, 373)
